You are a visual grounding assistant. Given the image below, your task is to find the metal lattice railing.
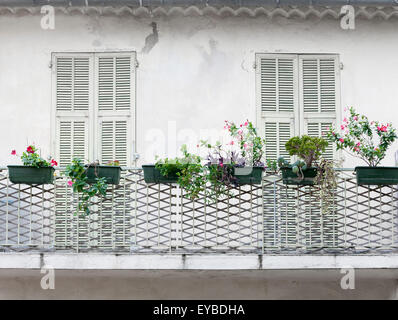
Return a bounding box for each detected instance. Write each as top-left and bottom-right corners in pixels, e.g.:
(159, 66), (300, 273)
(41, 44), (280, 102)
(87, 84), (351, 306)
(0, 167), (397, 254)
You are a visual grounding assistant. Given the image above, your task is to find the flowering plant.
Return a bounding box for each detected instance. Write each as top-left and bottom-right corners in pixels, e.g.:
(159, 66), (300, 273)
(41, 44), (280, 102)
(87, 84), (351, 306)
(224, 120), (265, 166)
(106, 160), (120, 166)
(11, 145), (57, 168)
(327, 107), (397, 167)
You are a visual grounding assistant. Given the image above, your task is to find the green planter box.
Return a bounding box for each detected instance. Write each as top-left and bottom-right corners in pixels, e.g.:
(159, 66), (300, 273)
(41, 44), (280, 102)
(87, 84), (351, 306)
(142, 164), (180, 183)
(281, 167), (318, 186)
(7, 165), (55, 185)
(355, 166), (398, 185)
(85, 166), (121, 185)
(233, 166), (264, 185)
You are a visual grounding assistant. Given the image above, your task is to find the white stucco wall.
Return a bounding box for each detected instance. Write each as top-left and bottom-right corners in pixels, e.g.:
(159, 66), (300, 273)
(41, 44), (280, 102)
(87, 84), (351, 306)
(1, 13), (398, 167)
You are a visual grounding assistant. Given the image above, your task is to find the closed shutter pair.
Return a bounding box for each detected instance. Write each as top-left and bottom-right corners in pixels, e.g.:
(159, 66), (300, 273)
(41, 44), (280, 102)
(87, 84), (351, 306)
(53, 52), (135, 167)
(256, 53), (340, 162)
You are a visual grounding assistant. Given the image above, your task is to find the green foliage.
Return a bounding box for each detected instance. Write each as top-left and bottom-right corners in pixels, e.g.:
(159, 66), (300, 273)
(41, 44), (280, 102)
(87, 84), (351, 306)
(64, 158), (108, 215)
(155, 145), (232, 202)
(285, 135), (328, 167)
(156, 144), (207, 200)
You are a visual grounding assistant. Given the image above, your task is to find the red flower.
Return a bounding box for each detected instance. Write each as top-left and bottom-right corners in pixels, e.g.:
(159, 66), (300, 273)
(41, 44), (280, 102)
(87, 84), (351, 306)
(50, 159), (58, 167)
(11, 150), (16, 155)
(27, 146), (34, 154)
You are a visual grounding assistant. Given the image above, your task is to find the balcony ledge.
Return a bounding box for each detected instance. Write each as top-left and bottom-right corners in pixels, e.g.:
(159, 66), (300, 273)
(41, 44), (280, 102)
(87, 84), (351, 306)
(1, 253), (398, 271)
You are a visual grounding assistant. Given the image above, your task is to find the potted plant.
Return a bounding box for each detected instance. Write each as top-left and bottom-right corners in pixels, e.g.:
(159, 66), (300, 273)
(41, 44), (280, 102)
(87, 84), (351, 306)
(142, 155), (188, 184)
(223, 120), (266, 184)
(279, 135), (328, 185)
(327, 107), (398, 185)
(64, 158), (108, 215)
(85, 160), (122, 185)
(8, 145), (58, 185)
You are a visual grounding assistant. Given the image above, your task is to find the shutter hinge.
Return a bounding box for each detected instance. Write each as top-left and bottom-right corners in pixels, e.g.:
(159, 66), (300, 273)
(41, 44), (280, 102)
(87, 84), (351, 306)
(49, 61), (53, 69)
(339, 62), (344, 70)
(253, 61), (257, 69)
(135, 59), (139, 68)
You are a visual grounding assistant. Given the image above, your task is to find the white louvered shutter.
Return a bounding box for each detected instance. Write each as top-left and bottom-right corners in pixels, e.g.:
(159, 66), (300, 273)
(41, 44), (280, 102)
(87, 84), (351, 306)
(256, 54), (299, 252)
(299, 55), (340, 249)
(300, 55), (340, 160)
(54, 54), (92, 167)
(95, 53), (135, 166)
(256, 54), (299, 162)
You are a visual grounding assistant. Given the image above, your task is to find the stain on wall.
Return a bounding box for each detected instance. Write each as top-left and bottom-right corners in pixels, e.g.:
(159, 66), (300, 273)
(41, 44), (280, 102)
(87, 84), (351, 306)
(141, 22), (159, 54)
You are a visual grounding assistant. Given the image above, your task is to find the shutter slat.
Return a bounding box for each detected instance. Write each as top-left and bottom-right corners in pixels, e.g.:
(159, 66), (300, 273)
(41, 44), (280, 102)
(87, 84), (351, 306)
(56, 56), (90, 112)
(100, 120), (128, 166)
(302, 57), (337, 114)
(58, 120), (87, 167)
(98, 56), (132, 112)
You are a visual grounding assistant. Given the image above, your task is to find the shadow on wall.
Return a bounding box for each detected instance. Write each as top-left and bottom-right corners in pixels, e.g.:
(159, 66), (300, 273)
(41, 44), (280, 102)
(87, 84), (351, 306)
(141, 22), (159, 54)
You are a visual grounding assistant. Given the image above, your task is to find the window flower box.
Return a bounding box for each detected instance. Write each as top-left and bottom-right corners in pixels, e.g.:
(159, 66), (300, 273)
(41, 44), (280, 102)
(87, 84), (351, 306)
(142, 164), (180, 184)
(355, 166), (398, 185)
(232, 166), (264, 185)
(85, 165), (122, 185)
(281, 167), (318, 186)
(8, 165), (55, 185)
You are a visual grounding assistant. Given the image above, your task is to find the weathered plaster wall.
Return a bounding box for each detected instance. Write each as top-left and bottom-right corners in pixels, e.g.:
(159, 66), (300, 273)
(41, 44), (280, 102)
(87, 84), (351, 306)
(1, 14), (398, 166)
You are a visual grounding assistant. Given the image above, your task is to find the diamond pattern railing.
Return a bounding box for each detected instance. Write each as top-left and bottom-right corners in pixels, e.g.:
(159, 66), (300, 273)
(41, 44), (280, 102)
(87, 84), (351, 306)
(0, 167), (397, 254)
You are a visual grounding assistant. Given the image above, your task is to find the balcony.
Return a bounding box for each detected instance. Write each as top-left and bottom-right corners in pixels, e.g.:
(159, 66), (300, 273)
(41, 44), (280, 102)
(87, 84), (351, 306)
(0, 167), (397, 255)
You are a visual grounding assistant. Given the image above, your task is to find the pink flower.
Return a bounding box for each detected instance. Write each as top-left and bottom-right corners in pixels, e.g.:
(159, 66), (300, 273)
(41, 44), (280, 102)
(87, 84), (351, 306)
(341, 125), (345, 130)
(244, 121), (248, 126)
(356, 142), (360, 147)
(230, 141), (234, 145)
(353, 116), (358, 121)
(354, 147), (359, 152)
(11, 150), (16, 155)
(238, 130), (243, 135)
(27, 146), (34, 154)
(67, 180), (73, 187)
(244, 143), (248, 149)
(343, 117), (348, 123)
(219, 163), (224, 167)
(50, 159), (58, 167)
(339, 138), (344, 143)
(240, 124), (242, 127)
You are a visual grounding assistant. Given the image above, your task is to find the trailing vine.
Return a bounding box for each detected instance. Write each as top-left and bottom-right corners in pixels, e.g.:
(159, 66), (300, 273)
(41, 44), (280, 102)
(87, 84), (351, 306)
(64, 158), (108, 215)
